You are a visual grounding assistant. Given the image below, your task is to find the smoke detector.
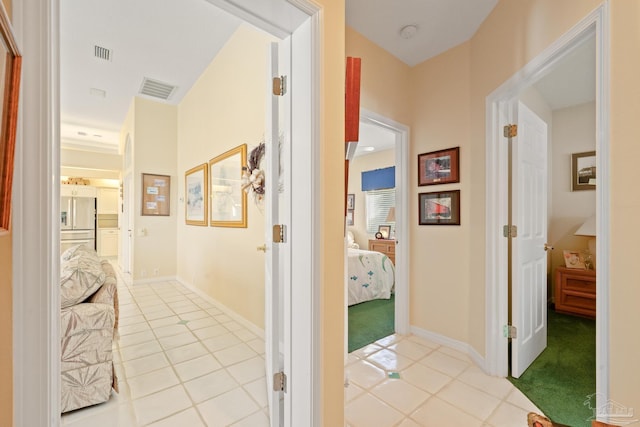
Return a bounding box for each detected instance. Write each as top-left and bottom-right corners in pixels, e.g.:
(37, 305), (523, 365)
(400, 25), (418, 40)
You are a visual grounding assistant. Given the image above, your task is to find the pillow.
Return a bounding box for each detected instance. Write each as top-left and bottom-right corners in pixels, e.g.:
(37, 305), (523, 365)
(60, 256), (106, 308)
(347, 231), (359, 249)
(61, 244), (96, 262)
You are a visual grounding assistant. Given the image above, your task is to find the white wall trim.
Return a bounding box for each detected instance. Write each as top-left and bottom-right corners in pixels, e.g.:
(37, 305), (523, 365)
(176, 276), (265, 339)
(13, 0), (61, 424)
(410, 326), (486, 370)
(359, 109), (410, 335)
(484, 4), (610, 410)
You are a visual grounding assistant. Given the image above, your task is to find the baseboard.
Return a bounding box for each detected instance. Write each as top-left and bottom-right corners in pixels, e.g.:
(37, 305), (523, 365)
(176, 276), (265, 340)
(132, 275), (177, 285)
(410, 325), (487, 373)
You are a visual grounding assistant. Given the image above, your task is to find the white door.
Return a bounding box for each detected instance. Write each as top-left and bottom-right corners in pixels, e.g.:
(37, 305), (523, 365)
(511, 101), (549, 378)
(122, 172), (133, 274)
(265, 39), (291, 427)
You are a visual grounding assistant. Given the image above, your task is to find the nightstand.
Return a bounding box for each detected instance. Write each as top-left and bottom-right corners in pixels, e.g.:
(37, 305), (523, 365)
(555, 266), (596, 318)
(368, 239), (395, 264)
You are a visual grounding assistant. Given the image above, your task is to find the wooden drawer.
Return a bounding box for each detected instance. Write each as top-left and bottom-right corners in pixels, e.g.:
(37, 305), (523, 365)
(555, 267), (596, 318)
(369, 239), (395, 264)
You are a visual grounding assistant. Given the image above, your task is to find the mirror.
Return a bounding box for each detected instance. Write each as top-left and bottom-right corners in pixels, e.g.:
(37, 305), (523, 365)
(0, 1), (22, 232)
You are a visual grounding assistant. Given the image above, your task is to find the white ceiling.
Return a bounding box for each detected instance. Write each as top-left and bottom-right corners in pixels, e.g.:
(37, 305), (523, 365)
(346, 0), (499, 67)
(60, 0), (594, 156)
(60, 0), (241, 149)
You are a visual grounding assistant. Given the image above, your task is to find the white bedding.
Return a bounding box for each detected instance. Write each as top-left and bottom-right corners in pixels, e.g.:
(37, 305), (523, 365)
(347, 248), (395, 306)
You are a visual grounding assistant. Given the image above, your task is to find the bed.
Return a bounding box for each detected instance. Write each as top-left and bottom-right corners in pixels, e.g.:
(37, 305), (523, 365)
(347, 248), (395, 306)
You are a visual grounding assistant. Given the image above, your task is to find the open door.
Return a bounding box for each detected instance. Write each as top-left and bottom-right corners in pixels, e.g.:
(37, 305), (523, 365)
(511, 101), (549, 378)
(265, 38), (291, 427)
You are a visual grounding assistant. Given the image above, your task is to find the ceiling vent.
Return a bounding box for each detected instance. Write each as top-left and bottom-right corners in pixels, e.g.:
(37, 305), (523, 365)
(94, 45), (112, 61)
(139, 77), (177, 101)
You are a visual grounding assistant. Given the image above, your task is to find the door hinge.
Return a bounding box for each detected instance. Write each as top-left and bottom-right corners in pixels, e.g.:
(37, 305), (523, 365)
(503, 325), (517, 339)
(503, 124), (518, 138)
(273, 224), (286, 243)
(503, 225), (517, 238)
(273, 371), (287, 392)
(273, 75), (287, 96)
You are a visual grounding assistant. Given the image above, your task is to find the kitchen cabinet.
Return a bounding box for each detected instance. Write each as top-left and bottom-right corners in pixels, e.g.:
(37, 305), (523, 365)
(61, 185), (97, 198)
(98, 188), (119, 214)
(98, 229), (119, 257)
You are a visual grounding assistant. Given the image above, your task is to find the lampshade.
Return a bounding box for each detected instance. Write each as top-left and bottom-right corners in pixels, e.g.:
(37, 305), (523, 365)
(574, 215), (596, 237)
(386, 207), (396, 222)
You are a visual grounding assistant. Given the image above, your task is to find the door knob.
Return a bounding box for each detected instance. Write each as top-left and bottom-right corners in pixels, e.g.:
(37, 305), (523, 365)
(544, 243), (554, 251)
(257, 244), (267, 252)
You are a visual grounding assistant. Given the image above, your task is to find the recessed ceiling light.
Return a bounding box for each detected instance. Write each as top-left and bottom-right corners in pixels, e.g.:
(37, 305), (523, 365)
(361, 146), (375, 152)
(77, 131), (87, 136)
(400, 24), (418, 40)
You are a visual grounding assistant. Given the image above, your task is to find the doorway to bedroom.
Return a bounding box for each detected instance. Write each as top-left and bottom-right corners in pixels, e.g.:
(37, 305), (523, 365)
(346, 111), (409, 353)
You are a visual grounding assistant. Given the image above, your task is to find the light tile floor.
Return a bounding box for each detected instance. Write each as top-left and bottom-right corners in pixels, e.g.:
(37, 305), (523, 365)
(62, 264), (540, 426)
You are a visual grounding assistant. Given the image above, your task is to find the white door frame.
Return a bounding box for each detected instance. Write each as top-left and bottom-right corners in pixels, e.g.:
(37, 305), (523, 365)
(12, 0), (323, 426)
(484, 2), (610, 409)
(359, 109), (410, 335)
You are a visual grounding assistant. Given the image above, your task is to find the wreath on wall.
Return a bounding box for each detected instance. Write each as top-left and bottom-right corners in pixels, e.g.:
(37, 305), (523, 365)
(241, 142), (265, 204)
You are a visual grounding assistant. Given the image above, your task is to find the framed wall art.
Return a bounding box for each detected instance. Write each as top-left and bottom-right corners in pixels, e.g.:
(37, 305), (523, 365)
(209, 144), (247, 228)
(419, 190), (460, 225)
(0, 3), (22, 232)
(418, 147), (460, 186)
(142, 173), (171, 216)
(347, 193), (355, 210)
(185, 163), (208, 226)
(571, 151), (596, 191)
(346, 209), (354, 226)
(378, 225), (391, 239)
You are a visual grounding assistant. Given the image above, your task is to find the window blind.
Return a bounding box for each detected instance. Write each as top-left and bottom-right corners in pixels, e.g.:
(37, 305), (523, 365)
(365, 188), (396, 235)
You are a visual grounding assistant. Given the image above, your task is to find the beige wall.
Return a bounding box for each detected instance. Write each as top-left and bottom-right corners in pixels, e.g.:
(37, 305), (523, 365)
(319, 0), (346, 424)
(346, 27), (412, 127)
(0, 233), (11, 426)
(347, 149), (395, 248)
(176, 24), (273, 329)
(61, 148), (122, 180)
(609, 0), (640, 413)
(132, 98), (178, 280)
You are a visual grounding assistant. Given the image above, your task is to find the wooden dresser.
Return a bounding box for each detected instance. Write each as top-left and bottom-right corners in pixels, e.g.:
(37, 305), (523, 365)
(368, 239), (395, 264)
(555, 267), (596, 318)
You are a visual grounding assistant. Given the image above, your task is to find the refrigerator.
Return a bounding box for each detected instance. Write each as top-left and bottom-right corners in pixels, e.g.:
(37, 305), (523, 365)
(61, 195), (97, 254)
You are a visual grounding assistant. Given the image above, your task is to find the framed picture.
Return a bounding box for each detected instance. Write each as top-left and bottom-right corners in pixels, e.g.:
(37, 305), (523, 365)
(209, 144), (247, 228)
(0, 5), (22, 232)
(142, 173), (171, 216)
(347, 193), (355, 210)
(563, 249), (586, 269)
(572, 151), (596, 191)
(419, 190), (461, 225)
(346, 209), (354, 226)
(378, 225), (391, 239)
(185, 163), (208, 226)
(418, 147), (460, 186)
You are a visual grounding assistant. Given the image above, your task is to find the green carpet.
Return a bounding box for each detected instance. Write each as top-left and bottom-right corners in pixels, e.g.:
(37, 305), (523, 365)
(509, 309), (596, 427)
(348, 295), (394, 353)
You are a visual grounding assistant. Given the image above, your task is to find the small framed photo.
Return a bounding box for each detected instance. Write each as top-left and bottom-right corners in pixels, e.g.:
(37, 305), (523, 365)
(347, 193), (355, 210)
(563, 250), (586, 269)
(419, 190), (460, 225)
(571, 151), (596, 191)
(346, 209), (354, 226)
(378, 225), (391, 239)
(418, 147), (460, 186)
